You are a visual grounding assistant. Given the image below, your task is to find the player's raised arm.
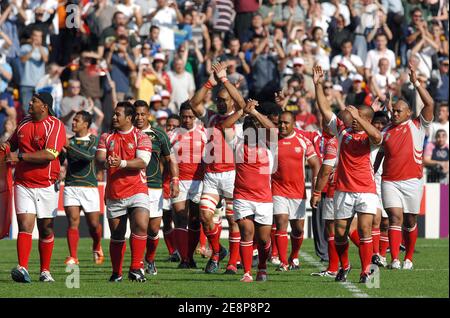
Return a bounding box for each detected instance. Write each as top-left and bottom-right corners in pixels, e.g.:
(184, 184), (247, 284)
(189, 72), (218, 118)
(313, 65), (334, 124)
(409, 63), (434, 122)
(346, 105), (382, 145)
(212, 62), (246, 111)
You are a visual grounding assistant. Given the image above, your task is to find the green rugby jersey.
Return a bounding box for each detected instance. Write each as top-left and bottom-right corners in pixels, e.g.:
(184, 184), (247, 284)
(65, 134), (98, 187)
(142, 125), (172, 189)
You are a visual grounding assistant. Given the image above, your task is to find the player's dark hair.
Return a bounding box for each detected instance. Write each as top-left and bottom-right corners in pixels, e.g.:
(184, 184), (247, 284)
(150, 25), (160, 32)
(168, 114), (181, 122)
(179, 101), (193, 114)
(397, 97), (413, 110)
(373, 111), (389, 123)
(312, 26), (323, 37)
(116, 101), (136, 120)
(436, 129), (447, 137)
(76, 110), (93, 128)
(134, 100), (149, 110)
(357, 105), (375, 120)
(341, 39), (352, 47)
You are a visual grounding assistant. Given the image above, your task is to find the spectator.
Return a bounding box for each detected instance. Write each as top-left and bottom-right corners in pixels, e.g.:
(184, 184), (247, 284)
(152, 53), (172, 93)
(106, 35), (137, 101)
(258, 0), (283, 30)
(295, 97), (318, 131)
(353, 0), (378, 61)
(330, 40), (364, 77)
(225, 37), (251, 75)
(364, 33), (396, 80)
(60, 79), (89, 137)
(73, 51), (103, 108)
(365, 7), (393, 52)
(370, 57), (396, 103)
(345, 74), (367, 106)
(189, 9), (211, 56)
(145, 25), (162, 57)
(0, 117), (15, 143)
(409, 21), (440, 80)
(283, 0), (306, 30)
(168, 57), (195, 112)
(206, 0), (235, 37)
(428, 103), (449, 144)
(19, 28), (49, 112)
(240, 13), (267, 50)
(0, 47), (13, 95)
(160, 89), (174, 115)
(430, 56), (449, 103)
(115, 0), (143, 31)
(205, 34), (227, 74)
(424, 129), (449, 183)
(311, 26), (331, 73)
(0, 88), (15, 134)
(429, 22), (449, 57)
(334, 59), (353, 94)
(233, 0), (260, 43)
(35, 63), (63, 117)
(226, 58), (248, 99)
(135, 57), (166, 103)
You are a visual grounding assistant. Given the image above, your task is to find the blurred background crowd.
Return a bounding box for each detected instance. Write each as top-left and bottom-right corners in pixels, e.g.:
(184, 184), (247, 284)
(0, 0), (448, 182)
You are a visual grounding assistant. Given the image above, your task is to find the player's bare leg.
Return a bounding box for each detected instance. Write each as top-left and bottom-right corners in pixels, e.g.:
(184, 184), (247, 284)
(402, 213), (418, 270)
(37, 217), (56, 282)
(357, 212), (374, 282)
(12, 214), (36, 283)
(85, 212), (104, 264)
(162, 208), (178, 261)
(65, 206), (81, 265)
(225, 200), (240, 274)
(288, 219), (304, 270)
(200, 193), (222, 273)
(145, 216), (162, 275)
(187, 200), (201, 268)
(371, 209), (383, 267)
(254, 222), (272, 281)
(173, 200), (190, 268)
(108, 214), (128, 282)
(386, 207), (403, 269)
(237, 217), (255, 282)
(274, 214), (289, 271)
(334, 218), (353, 282)
(128, 207), (150, 282)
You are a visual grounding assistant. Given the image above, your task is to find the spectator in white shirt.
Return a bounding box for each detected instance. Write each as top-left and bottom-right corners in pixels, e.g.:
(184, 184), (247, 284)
(428, 103), (449, 144)
(370, 57), (396, 103)
(168, 57), (195, 113)
(364, 33), (396, 80)
(330, 39), (364, 77)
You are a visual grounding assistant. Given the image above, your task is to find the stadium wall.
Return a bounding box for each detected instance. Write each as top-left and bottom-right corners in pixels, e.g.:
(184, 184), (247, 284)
(7, 183), (449, 240)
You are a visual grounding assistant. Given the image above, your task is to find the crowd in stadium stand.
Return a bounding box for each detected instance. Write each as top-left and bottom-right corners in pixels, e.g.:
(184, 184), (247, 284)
(0, 0), (448, 183)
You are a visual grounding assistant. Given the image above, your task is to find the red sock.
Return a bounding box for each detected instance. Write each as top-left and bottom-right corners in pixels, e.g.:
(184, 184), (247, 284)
(327, 235), (339, 273)
(257, 240), (271, 270)
(270, 224), (278, 257)
(240, 240), (253, 275)
(372, 228), (380, 255)
(388, 226), (402, 261)
(17, 232), (32, 269)
(380, 232), (389, 257)
(227, 231), (240, 267)
(130, 233), (147, 270)
(110, 239), (126, 275)
(39, 234), (54, 272)
(275, 230), (289, 265)
(145, 235), (159, 262)
(89, 225), (102, 252)
(199, 224), (207, 249)
(289, 233), (304, 260)
(403, 224), (418, 262)
(163, 229), (176, 255)
(359, 237), (373, 275)
(67, 228), (79, 258)
(204, 224), (220, 261)
(188, 228), (200, 260)
(174, 228), (189, 261)
(335, 240), (350, 270)
(349, 230), (360, 247)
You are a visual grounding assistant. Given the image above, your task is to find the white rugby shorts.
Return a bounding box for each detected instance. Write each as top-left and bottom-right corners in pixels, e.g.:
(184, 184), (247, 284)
(64, 186), (100, 213)
(381, 178), (423, 215)
(333, 191), (378, 219)
(233, 199), (273, 225)
(273, 196), (306, 220)
(171, 180), (203, 204)
(202, 170), (235, 198)
(106, 193), (150, 219)
(323, 197), (335, 220)
(15, 184), (59, 219)
(148, 188), (163, 218)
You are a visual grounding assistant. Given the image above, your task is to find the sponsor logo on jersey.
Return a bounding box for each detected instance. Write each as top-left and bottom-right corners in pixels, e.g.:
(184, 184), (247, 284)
(295, 147), (301, 153)
(128, 143), (134, 150)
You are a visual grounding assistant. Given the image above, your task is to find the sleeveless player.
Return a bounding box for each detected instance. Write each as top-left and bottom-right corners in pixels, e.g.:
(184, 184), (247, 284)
(378, 65), (434, 270)
(2, 92), (66, 283)
(96, 102), (152, 282)
(188, 62), (247, 274)
(63, 111), (104, 266)
(134, 100), (179, 276)
(273, 111), (320, 271)
(314, 65), (383, 283)
(170, 103), (207, 269)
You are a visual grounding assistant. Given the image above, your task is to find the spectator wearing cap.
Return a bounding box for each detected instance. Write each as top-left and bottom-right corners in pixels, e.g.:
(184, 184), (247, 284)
(334, 59), (353, 95)
(135, 57), (166, 104)
(424, 129), (449, 183)
(364, 33), (396, 80)
(430, 57), (449, 103)
(345, 74), (367, 106)
(155, 109), (169, 128)
(428, 103), (449, 145)
(106, 35), (137, 101)
(152, 53), (172, 93)
(19, 29), (49, 113)
(150, 94), (164, 116)
(370, 57), (396, 103)
(327, 0), (359, 59)
(288, 56), (314, 99)
(168, 57), (195, 113)
(160, 90), (174, 116)
(233, 0), (260, 43)
(331, 40), (364, 78)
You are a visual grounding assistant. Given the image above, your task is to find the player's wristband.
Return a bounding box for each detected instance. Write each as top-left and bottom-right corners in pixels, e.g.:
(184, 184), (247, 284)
(313, 190), (321, 197)
(414, 80), (421, 88)
(171, 177), (180, 185)
(204, 80), (214, 89)
(220, 77), (228, 84)
(119, 160), (127, 169)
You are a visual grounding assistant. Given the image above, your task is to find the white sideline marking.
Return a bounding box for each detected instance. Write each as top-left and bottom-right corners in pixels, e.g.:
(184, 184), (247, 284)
(301, 251), (370, 298)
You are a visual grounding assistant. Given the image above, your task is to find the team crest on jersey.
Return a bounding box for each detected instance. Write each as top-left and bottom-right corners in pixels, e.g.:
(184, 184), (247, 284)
(109, 140), (115, 151)
(128, 143), (134, 150)
(344, 135), (353, 144)
(294, 147), (301, 153)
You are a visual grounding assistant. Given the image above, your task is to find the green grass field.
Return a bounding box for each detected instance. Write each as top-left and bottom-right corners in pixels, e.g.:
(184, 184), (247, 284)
(0, 238), (447, 298)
